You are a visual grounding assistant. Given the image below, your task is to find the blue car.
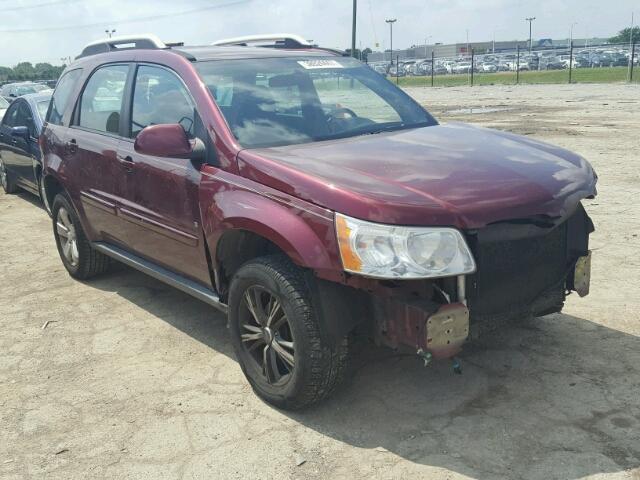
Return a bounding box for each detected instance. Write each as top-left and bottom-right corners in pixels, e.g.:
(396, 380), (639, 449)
(0, 91), (52, 214)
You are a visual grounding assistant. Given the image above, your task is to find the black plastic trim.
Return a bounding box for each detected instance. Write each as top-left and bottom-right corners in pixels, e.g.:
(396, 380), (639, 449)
(92, 242), (227, 314)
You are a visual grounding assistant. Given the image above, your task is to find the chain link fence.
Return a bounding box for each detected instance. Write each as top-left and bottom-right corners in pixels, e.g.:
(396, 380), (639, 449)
(369, 42), (638, 87)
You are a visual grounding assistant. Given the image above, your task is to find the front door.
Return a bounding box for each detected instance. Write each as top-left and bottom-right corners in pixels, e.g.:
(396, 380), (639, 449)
(68, 63), (132, 245)
(0, 100), (38, 190)
(13, 101), (40, 190)
(116, 64), (210, 285)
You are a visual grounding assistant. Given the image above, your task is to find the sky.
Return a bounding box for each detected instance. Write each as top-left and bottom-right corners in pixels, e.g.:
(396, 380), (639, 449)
(0, 0), (636, 66)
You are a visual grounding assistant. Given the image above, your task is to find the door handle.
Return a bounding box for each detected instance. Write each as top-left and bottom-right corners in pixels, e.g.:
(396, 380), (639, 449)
(117, 154), (134, 172)
(65, 138), (78, 154)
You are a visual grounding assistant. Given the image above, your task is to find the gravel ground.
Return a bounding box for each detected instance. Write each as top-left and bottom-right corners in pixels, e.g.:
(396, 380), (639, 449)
(1, 83), (639, 480)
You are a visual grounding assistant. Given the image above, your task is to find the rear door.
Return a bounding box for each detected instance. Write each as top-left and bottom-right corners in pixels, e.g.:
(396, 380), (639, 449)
(67, 63), (132, 245)
(115, 64), (210, 285)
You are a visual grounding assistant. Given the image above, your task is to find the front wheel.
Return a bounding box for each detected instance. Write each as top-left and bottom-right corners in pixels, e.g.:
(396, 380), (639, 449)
(228, 255), (349, 410)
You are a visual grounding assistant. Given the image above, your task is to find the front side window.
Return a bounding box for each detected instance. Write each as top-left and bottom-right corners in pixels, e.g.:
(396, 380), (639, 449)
(130, 65), (195, 138)
(78, 64), (128, 134)
(47, 69), (82, 126)
(2, 102), (34, 136)
(195, 57), (436, 148)
(16, 103), (35, 136)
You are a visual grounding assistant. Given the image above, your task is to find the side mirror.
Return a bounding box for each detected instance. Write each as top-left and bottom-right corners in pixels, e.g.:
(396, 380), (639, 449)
(11, 126), (29, 139)
(134, 124), (205, 162)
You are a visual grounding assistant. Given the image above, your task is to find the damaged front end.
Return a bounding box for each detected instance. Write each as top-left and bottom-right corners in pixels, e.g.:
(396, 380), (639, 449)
(338, 202), (594, 364)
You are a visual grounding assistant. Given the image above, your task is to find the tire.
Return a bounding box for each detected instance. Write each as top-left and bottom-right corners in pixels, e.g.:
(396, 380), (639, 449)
(51, 193), (110, 280)
(38, 172), (52, 217)
(228, 255), (349, 410)
(0, 156), (19, 194)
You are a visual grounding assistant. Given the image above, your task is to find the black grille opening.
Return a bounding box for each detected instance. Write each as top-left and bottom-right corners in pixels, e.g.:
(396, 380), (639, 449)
(465, 215), (572, 328)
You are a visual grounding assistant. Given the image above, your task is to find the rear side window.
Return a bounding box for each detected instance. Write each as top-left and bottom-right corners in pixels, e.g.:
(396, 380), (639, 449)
(78, 65), (128, 134)
(130, 65), (195, 138)
(47, 69), (82, 126)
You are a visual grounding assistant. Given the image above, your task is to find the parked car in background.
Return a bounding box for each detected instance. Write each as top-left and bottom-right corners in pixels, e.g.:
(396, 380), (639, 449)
(370, 63), (388, 76)
(539, 56), (565, 70)
(388, 64), (405, 77)
(0, 91), (52, 213)
(453, 62), (474, 74)
(479, 62), (498, 73)
(0, 96), (9, 120)
(1, 82), (51, 101)
(41, 34), (596, 410)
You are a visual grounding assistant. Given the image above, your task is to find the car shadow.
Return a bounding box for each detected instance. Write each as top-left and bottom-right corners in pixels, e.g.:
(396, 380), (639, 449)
(14, 190), (46, 211)
(89, 264), (234, 357)
(89, 265), (640, 480)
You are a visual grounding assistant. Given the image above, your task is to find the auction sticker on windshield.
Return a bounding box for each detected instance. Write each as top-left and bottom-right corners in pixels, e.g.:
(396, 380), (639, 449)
(297, 59), (344, 69)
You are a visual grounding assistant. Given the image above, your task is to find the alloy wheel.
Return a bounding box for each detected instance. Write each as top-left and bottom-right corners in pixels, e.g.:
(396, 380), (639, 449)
(56, 207), (79, 267)
(240, 285), (295, 385)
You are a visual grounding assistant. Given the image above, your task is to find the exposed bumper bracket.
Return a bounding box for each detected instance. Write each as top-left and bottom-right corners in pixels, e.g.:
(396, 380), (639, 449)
(426, 303), (470, 357)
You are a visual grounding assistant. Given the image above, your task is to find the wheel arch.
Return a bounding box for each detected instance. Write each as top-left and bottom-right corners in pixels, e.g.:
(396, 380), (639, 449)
(203, 190), (339, 298)
(43, 172), (65, 208)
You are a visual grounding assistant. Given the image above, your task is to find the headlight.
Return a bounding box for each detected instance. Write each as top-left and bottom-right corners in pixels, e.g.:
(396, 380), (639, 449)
(335, 213), (476, 279)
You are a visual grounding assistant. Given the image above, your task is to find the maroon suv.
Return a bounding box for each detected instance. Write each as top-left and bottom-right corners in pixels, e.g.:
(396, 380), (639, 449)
(40, 34), (596, 409)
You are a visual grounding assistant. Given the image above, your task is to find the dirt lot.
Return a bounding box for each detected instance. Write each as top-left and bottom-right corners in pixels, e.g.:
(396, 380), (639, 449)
(1, 83), (639, 480)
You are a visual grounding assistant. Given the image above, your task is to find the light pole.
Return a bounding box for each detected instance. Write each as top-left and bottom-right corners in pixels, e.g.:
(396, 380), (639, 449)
(466, 29), (470, 55)
(424, 35), (432, 57)
(526, 17), (536, 53)
(385, 19), (396, 67)
(492, 28), (504, 54)
(569, 22), (578, 48)
(629, 12), (635, 82)
(351, 0), (357, 58)
(105, 29), (116, 38)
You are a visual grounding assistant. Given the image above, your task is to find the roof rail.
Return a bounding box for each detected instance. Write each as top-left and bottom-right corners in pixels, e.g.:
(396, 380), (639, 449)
(77, 34), (167, 59)
(211, 33), (313, 49)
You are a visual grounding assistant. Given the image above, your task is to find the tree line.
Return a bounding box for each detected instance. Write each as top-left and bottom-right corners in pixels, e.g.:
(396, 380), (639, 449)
(0, 62), (65, 83)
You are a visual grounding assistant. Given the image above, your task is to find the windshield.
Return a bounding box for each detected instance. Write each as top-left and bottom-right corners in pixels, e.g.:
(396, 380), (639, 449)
(16, 85), (38, 95)
(195, 56), (436, 148)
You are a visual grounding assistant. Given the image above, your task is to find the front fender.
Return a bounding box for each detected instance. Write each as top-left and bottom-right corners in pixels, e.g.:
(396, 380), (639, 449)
(199, 170), (343, 281)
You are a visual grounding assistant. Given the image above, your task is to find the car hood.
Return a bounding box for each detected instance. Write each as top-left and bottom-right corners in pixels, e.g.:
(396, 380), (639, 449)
(237, 123), (597, 229)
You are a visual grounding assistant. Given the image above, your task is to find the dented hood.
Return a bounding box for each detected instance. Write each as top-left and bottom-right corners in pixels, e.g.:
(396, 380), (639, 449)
(237, 123), (597, 229)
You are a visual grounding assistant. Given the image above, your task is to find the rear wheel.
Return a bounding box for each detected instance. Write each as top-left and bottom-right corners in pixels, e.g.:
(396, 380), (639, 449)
(228, 255), (349, 410)
(52, 193), (110, 279)
(0, 157), (19, 194)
